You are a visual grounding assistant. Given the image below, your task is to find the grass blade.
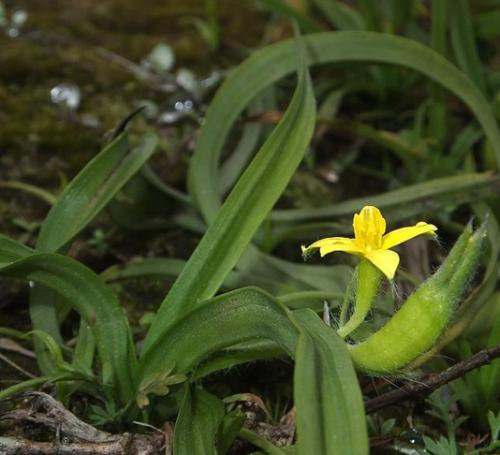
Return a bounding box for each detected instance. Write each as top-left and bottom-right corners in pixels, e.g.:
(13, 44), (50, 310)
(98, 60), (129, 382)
(449, 0), (487, 94)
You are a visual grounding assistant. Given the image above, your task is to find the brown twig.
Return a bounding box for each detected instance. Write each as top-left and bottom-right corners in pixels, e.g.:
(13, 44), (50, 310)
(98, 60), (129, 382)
(365, 344), (500, 413)
(0, 437), (128, 455)
(0, 392), (165, 454)
(1, 392), (119, 443)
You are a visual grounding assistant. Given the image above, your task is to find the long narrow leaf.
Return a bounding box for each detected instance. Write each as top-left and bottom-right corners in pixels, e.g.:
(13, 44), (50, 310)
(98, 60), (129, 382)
(449, 0), (487, 94)
(30, 132), (156, 373)
(270, 172), (500, 223)
(142, 36), (316, 352)
(141, 288), (368, 454)
(292, 310), (368, 455)
(139, 287), (297, 383)
(37, 132), (157, 252)
(174, 385), (225, 455)
(0, 252), (136, 404)
(312, 0), (364, 30)
(0, 234), (34, 262)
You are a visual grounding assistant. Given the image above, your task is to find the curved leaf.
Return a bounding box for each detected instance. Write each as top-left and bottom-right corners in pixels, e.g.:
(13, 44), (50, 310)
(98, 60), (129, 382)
(37, 132), (157, 252)
(0, 253), (136, 403)
(271, 172), (500, 223)
(140, 287), (367, 455)
(138, 287), (298, 383)
(31, 132), (156, 373)
(142, 37), (316, 352)
(189, 31), (500, 223)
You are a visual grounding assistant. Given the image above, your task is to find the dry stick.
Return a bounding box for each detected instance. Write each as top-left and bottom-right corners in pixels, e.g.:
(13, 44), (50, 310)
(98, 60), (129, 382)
(365, 344), (500, 413)
(0, 392), (164, 455)
(0, 437), (127, 455)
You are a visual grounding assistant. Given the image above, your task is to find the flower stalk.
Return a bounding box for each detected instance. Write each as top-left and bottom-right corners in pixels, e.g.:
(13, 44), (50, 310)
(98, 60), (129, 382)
(338, 259), (382, 338)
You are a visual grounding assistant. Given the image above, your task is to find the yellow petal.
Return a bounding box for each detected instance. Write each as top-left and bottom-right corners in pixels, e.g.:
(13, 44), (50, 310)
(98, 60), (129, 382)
(302, 237), (362, 257)
(353, 206), (386, 249)
(382, 222), (437, 250)
(364, 249), (400, 280)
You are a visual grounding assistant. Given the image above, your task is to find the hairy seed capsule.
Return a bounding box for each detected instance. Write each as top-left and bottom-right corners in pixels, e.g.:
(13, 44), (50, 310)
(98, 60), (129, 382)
(349, 223), (485, 373)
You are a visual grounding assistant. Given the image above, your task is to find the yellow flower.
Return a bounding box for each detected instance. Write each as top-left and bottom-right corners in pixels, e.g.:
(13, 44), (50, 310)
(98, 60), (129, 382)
(301, 206), (437, 280)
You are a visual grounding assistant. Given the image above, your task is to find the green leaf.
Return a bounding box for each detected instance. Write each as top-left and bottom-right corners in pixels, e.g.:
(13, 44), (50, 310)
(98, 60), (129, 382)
(271, 172), (500, 223)
(101, 251), (351, 299)
(0, 180), (57, 205)
(239, 428), (289, 455)
(473, 9), (500, 40)
(487, 410), (500, 442)
(248, 250), (352, 294)
(141, 164), (191, 205)
(217, 410), (246, 455)
(428, 0), (449, 143)
(141, 287), (368, 454)
(449, 0), (487, 94)
(142, 35), (316, 352)
(101, 257), (187, 282)
(219, 96), (266, 195)
(30, 132), (156, 373)
(101, 257), (247, 290)
(0, 375), (73, 401)
(26, 330), (67, 370)
(138, 287), (297, 383)
(72, 320), (95, 376)
(136, 366), (186, 408)
(189, 32), (500, 224)
(356, 0), (380, 31)
(292, 310), (368, 455)
(37, 132), (157, 252)
(174, 385), (225, 455)
(0, 251), (136, 404)
(312, 0), (365, 30)
(192, 341), (286, 381)
(0, 234), (34, 263)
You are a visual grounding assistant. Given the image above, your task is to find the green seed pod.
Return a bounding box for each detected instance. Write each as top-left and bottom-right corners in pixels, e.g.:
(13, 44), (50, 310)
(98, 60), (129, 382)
(349, 223), (486, 374)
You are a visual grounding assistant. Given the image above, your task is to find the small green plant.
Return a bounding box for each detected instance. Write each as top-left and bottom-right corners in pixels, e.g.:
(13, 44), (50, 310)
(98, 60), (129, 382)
(2, 8), (500, 454)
